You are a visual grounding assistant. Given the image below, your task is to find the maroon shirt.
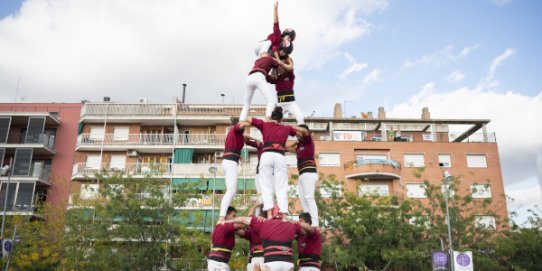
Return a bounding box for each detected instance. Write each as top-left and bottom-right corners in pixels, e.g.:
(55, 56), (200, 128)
(296, 133), (317, 174)
(297, 228), (322, 256)
(297, 228), (322, 268)
(266, 22), (282, 54)
(249, 55), (278, 76)
(248, 216), (264, 256)
(224, 124), (245, 162)
(245, 138), (264, 174)
(251, 118), (297, 154)
(208, 223), (236, 263)
(252, 218), (301, 263)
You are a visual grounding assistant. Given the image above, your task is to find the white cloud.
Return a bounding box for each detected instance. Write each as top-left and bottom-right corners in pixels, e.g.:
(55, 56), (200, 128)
(361, 68), (381, 88)
(445, 70), (465, 83)
(401, 44), (480, 70)
(390, 50), (542, 189)
(486, 48), (515, 82)
(339, 52), (368, 80)
(0, 0), (388, 103)
(491, 0), (513, 7)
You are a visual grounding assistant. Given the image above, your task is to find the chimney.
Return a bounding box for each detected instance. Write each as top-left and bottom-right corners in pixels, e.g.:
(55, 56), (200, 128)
(103, 96), (110, 102)
(422, 107), (431, 120)
(333, 103), (343, 118)
(378, 107), (386, 119)
(367, 112), (373, 119)
(181, 84), (187, 103)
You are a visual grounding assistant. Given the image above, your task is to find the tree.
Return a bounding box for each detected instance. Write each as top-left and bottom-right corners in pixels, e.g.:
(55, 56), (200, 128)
(318, 169), (509, 270)
(61, 173), (208, 270)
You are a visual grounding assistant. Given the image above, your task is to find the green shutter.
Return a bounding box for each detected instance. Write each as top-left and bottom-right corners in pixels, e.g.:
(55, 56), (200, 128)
(174, 148), (194, 164)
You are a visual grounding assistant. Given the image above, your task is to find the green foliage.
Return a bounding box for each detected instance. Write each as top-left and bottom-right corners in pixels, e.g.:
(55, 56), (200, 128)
(61, 173), (208, 270)
(318, 171), (510, 270)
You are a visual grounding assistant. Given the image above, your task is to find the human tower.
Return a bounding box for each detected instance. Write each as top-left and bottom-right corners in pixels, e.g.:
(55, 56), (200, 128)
(207, 2), (322, 271)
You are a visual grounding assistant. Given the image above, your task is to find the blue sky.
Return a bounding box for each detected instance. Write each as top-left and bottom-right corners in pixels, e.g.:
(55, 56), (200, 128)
(0, 0), (541, 225)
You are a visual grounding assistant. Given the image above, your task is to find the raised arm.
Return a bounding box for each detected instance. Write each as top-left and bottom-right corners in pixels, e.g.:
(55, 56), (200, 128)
(228, 216), (252, 226)
(273, 1), (278, 24)
(300, 221), (315, 234)
(291, 124), (309, 137)
(278, 57), (294, 72)
(285, 141), (298, 153)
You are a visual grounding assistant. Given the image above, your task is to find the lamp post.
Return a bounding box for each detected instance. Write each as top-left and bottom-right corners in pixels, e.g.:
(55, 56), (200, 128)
(443, 170), (454, 271)
(1, 158), (14, 242)
(220, 94), (225, 104)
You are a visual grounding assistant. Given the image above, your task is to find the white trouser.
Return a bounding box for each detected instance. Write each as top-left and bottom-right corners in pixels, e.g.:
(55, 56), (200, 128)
(240, 72), (276, 120)
(250, 257), (264, 271)
(278, 101), (304, 124)
(255, 173), (263, 203)
(254, 40), (272, 56)
(264, 261), (294, 271)
(219, 159), (239, 217)
(259, 152), (288, 213)
(299, 267), (320, 271)
(207, 259), (230, 271)
(298, 172), (319, 227)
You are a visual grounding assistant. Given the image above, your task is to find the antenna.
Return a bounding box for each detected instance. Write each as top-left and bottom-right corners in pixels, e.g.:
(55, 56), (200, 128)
(14, 75), (21, 102)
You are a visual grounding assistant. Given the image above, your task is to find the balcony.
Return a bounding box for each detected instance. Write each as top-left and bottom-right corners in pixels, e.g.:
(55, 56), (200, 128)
(1, 133), (56, 155)
(71, 162), (257, 179)
(76, 133), (226, 152)
(1, 162), (52, 186)
(344, 159), (401, 180)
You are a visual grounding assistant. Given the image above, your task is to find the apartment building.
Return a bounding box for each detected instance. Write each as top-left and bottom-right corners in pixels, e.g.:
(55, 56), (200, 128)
(71, 99), (507, 231)
(0, 103), (82, 217)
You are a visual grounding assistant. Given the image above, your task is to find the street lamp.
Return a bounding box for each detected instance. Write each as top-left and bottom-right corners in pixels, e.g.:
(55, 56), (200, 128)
(1, 158), (13, 241)
(220, 94), (225, 104)
(443, 170), (454, 271)
(208, 150), (223, 230)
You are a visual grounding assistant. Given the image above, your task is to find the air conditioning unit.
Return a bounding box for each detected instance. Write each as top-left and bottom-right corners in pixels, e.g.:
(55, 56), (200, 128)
(138, 98), (148, 103)
(126, 149), (139, 157)
(187, 198), (201, 207)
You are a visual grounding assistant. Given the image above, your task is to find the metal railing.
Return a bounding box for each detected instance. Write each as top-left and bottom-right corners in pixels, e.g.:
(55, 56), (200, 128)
(5, 132), (55, 148)
(355, 158), (401, 169)
(81, 103), (267, 118)
(72, 163), (257, 177)
(77, 133), (226, 146)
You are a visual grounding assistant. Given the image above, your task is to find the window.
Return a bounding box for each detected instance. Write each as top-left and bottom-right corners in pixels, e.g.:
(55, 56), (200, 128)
(285, 154), (297, 168)
(86, 155), (102, 169)
(438, 154), (452, 168)
(471, 184), (492, 198)
(0, 117), (11, 144)
(109, 155), (126, 170)
(422, 133), (433, 141)
(80, 184), (100, 199)
(320, 184), (342, 198)
(406, 184), (427, 198)
(319, 153), (340, 167)
(475, 216), (496, 229)
(467, 154), (487, 168)
(113, 127), (129, 141)
(358, 184), (389, 196)
(107, 184), (124, 197)
(89, 127), (105, 140)
(13, 148), (33, 176)
(403, 154), (425, 167)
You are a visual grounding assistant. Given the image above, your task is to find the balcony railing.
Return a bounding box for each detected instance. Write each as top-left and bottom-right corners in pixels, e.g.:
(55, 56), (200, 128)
(355, 158), (401, 169)
(5, 132), (55, 148)
(77, 133), (226, 147)
(81, 103), (267, 118)
(72, 163), (257, 178)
